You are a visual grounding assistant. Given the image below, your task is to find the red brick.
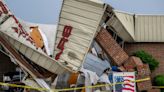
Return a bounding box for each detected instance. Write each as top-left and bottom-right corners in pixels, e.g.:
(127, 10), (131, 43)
(96, 28), (129, 66)
(124, 43), (164, 78)
(136, 76), (152, 91)
(124, 56), (143, 69)
(137, 64), (151, 76)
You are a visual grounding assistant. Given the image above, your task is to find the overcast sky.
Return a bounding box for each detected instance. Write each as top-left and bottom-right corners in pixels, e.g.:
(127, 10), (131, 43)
(5, 0), (164, 24)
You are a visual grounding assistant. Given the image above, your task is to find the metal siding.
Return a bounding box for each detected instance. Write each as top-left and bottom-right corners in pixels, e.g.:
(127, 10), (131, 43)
(19, 44), (27, 54)
(106, 11), (134, 42)
(53, 0), (105, 72)
(0, 21), (68, 74)
(153, 16), (157, 41)
(55, 39), (86, 54)
(57, 29), (92, 40)
(157, 16), (161, 41)
(56, 35), (90, 47)
(50, 62), (60, 73)
(156, 16), (160, 41)
(37, 55), (47, 65)
(135, 15), (164, 42)
(0, 0), (71, 74)
(9, 37), (15, 45)
(14, 39), (22, 50)
(62, 5), (101, 20)
(114, 11), (135, 39)
(113, 11), (164, 42)
(0, 17), (15, 31)
(25, 47), (33, 59)
(137, 16), (144, 40)
(3, 34), (9, 40)
(60, 48), (84, 61)
(145, 16), (148, 41)
(64, 0), (103, 14)
(148, 16), (153, 41)
(30, 51), (40, 63)
(161, 17), (164, 40)
(3, 0), (164, 75)
(58, 24), (94, 35)
(138, 16), (141, 41)
(44, 59), (53, 70)
(140, 16), (145, 41)
(60, 12), (98, 27)
(134, 16), (138, 41)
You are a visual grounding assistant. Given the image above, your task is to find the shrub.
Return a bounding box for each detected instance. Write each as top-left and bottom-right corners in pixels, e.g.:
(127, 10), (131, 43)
(154, 75), (164, 86)
(133, 50), (159, 71)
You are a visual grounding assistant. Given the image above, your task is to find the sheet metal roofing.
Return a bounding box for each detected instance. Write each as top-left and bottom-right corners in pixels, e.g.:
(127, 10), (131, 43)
(113, 10), (164, 42)
(135, 15), (164, 42)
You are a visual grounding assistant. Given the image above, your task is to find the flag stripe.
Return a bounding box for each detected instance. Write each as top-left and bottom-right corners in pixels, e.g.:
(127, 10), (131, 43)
(124, 84), (134, 87)
(122, 88), (134, 92)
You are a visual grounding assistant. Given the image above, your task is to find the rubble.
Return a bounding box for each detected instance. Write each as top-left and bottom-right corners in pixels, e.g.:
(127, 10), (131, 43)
(136, 64), (152, 91)
(137, 64), (151, 76)
(124, 56), (143, 69)
(96, 28), (129, 66)
(0, 0), (163, 92)
(136, 75), (152, 91)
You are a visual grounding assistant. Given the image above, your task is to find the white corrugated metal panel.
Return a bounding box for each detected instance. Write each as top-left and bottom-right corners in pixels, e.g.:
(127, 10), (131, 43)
(0, 30), (68, 74)
(0, 1), (69, 74)
(88, 0), (104, 4)
(0, 0), (12, 24)
(54, 0), (105, 72)
(106, 14), (134, 42)
(114, 10), (135, 39)
(135, 15), (164, 42)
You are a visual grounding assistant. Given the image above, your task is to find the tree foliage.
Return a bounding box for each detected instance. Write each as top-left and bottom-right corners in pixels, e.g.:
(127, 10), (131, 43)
(133, 50), (159, 71)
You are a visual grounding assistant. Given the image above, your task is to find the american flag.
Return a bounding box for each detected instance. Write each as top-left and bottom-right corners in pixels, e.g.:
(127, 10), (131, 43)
(114, 76), (135, 92)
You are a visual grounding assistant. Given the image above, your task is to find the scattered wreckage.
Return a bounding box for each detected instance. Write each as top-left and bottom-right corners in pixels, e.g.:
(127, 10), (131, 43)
(0, 0), (161, 92)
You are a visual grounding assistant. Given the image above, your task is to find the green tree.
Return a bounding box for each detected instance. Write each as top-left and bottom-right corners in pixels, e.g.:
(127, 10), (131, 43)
(154, 75), (164, 86)
(134, 50), (159, 71)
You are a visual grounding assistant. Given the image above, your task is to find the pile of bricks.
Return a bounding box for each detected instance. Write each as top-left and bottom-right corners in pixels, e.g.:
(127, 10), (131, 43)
(96, 28), (129, 66)
(136, 75), (152, 91)
(137, 64), (151, 76)
(124, 56), (143, 71)
(136, 64), (152, 91)
(122, 56), (152, 91)
(96, 28), (154, 92)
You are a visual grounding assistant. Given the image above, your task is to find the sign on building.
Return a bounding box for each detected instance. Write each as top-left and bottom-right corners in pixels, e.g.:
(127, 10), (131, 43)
(113, 72), (136, 92)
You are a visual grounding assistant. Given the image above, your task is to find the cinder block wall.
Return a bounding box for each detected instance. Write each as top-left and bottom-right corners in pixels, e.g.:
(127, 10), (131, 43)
(124, 43), (164, 78)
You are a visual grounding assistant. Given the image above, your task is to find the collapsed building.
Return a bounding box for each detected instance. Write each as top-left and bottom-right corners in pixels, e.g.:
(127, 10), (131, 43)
(0, 0), (163, 92)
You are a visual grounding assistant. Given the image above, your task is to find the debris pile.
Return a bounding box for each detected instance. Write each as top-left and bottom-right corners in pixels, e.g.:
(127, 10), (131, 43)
(0, 0), (162, 92)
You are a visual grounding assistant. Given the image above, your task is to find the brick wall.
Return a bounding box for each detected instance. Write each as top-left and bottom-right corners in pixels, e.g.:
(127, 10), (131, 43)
(96, 28), (129, 66)
(124, 43), (164, 78)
